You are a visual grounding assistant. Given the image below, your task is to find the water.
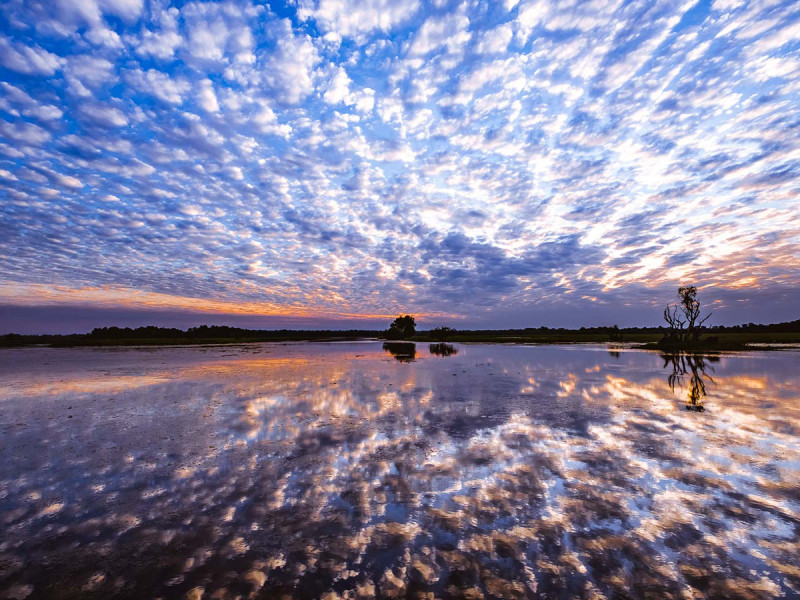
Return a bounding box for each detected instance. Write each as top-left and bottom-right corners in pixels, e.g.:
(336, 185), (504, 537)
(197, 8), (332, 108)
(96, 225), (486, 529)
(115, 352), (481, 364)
(0, 342), (798, 600)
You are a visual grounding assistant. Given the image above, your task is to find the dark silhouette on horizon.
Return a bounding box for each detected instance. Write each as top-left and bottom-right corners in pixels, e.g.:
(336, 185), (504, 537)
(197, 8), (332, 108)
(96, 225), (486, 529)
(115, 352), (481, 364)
(661, 285), (712, 350)
(431, 326), (456, 342)
(2, 316), (800, 349)
(385, 315), (416, 340)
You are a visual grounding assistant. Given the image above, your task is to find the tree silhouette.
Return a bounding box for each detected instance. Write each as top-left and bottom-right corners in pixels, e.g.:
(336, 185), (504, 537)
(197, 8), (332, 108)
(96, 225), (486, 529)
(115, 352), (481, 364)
(431, 326), (455, 342)
(678, 285), (712, 340)
(386, 315), (416, 340)
(663, 285), (711, 344)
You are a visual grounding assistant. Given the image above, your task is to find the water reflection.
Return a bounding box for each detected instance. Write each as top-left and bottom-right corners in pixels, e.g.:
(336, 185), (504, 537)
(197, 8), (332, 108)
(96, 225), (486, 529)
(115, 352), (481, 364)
(0, 344), (798, 600)
(382, 341), (416, 362)
(429, 343), (458, 357)
(661, 352), (717, 411)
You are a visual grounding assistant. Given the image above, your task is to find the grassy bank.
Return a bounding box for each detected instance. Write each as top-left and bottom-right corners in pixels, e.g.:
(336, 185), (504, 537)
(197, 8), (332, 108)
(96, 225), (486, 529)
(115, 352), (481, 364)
(0, 327), (381, 348)
(417, 331), (800, 350)
(411, 331), (659, 344)
(4, 326), (799, 349)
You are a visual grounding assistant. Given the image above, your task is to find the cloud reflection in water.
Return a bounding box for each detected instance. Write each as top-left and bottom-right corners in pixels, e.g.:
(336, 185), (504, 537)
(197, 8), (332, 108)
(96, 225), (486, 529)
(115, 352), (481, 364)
(0, 343), (798, 599)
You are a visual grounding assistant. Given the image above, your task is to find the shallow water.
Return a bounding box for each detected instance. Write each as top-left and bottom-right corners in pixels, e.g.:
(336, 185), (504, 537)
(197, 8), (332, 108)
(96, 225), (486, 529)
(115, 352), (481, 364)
(0, 342), (798, 600)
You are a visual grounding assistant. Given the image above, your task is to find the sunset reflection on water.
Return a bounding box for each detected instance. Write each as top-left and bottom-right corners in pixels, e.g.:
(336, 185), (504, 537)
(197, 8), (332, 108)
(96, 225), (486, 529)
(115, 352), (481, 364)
(0, 343), (798, 600)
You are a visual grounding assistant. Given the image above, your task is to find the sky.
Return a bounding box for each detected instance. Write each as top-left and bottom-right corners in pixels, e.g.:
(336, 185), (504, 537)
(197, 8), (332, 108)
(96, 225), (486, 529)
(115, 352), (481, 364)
(1, 0), (799, 334)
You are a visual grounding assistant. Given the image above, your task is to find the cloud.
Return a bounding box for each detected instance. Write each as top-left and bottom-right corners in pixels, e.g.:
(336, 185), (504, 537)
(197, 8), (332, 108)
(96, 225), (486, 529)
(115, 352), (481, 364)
(259, 20), (320, 105)
(134, 8), (182, 59)
(186, 12), (230, 62)
(0, 36), (62, 75)
(64, 55), (116, 96)
(99, 0), (143, 22)
(475, 23), (513, 55)
(77, 102), (128, 127)
(322, 65), (376, 112)
(408, 12), (471, 56)
(180, 2), (257, 67)
(0, 82), (63, 121)
(298, 0), (420, 38)
(197, 79), (220, 113)
(0, 120), (52, 145)
(1, 0), (143, 37)
(126, 68), (191, 105)
(0, 0), (798, 330)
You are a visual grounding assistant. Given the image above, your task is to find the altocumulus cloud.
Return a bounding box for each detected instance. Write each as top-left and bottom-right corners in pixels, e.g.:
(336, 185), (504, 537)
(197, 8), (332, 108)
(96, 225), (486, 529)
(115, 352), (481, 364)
(1, 0), (800, 333)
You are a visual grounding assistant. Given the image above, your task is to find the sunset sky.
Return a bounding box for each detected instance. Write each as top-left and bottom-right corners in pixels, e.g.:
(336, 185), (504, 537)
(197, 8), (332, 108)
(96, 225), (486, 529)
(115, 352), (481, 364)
(1, 0), (799, 333)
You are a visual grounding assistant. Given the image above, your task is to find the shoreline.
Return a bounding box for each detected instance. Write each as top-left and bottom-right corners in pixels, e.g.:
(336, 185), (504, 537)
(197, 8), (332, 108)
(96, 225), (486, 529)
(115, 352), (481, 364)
(3, 336), (799, 352)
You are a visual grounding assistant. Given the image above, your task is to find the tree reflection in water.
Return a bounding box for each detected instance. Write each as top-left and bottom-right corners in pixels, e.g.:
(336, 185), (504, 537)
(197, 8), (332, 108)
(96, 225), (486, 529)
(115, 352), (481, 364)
(429, 343), (458, 357)
(382, 342), (416, 362)
(661, 352), (717, 411)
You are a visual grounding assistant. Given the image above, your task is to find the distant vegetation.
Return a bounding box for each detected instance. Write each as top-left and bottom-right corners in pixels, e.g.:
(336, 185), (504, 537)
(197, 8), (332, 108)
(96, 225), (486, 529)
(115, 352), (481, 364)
(0, 325), (381, 348)
(430, 326), (456, 341)
(2, 316), (799, 349)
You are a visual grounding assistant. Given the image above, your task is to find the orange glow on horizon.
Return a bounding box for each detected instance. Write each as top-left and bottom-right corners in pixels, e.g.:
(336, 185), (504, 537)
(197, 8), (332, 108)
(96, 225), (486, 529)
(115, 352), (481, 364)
(0, 282), (457, 322)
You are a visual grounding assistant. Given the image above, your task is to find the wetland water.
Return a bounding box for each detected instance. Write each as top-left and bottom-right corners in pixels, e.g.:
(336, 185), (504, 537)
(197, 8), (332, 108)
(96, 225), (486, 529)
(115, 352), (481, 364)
(0, 342), (798, 600)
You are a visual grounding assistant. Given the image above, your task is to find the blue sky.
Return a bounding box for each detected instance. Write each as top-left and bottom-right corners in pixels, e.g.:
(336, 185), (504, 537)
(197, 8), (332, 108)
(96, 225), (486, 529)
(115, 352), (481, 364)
(1, 0), (799, 333)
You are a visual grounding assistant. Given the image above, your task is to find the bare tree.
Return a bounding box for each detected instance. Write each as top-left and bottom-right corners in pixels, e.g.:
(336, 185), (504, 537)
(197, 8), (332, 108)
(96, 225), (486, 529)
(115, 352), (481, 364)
(663, 285), (711, 343)
(678, 286), (712, 340)
(663, 304), (686, 341)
